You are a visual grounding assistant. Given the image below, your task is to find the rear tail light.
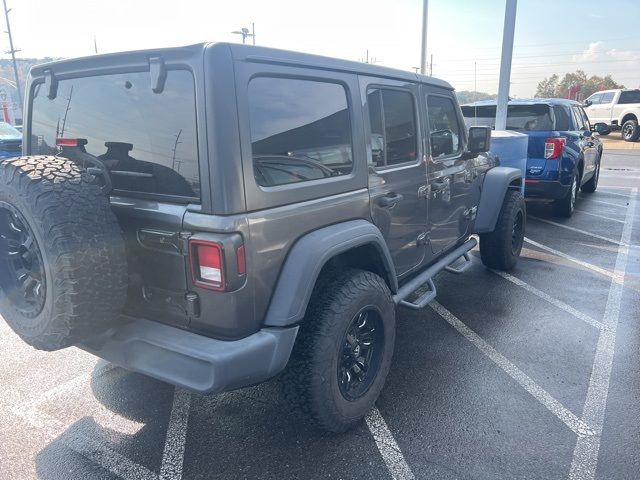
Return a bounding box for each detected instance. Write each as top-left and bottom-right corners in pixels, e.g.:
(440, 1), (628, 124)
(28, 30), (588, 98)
(190, 240), (224, 291)
(544, 137), (566, 160)
(56, 138), (87, 147)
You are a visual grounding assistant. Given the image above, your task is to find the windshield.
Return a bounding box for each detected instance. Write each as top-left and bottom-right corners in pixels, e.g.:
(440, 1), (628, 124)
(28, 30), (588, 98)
(0, 122), (21, 138)
(461, 104), (554, 131)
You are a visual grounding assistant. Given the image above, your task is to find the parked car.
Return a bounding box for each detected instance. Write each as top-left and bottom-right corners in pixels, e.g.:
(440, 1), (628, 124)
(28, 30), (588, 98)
(0, 121), (22, 160)
(462, 99), (608, 217)
(0, 43), (525, 432)
(584, 89), (640, 142)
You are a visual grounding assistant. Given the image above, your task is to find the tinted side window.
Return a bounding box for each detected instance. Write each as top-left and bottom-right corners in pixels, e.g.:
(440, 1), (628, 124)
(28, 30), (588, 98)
(600, 92), (615, 104)
(427, 95), (462, 158)
(572, 107), (589, 130)
(31, 70), (200, 199)
(553, 106), (572, 131)
(367, 88), (418, 168)
(619, 90), (640, 104)
(248, 77), (352, 187)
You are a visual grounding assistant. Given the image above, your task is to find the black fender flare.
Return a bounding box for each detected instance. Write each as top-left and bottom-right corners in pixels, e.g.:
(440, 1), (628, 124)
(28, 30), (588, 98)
(473, 167), (522, 234)
(263, 220), (397, 327)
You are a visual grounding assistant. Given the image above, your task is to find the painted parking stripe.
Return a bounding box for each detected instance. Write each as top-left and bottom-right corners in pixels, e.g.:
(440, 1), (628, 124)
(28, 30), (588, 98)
(365, 407), (415, 480)
(569, 188), (637, 480)
(524, 237), (618, 281)
(575, 210), (625, 224)
(589, 199), (629, 208)
(11, 403), (158, 480)
(430, 301), (594, 437)
(529, 216), (629, 247)
(159, 388), (192, 480)
(489, 270), (603, 330)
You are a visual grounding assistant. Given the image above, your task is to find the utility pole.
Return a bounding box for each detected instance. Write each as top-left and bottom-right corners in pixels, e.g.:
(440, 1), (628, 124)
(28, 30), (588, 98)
(495, 0), (517, 131)
(94, 36), (98, 54)
(429, 54), (433, 76)
(420, 0), (428, 75)
(2, 0), (21, 118)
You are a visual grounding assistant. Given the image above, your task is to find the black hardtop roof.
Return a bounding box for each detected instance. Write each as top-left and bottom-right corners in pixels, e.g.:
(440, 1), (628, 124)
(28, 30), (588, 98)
(30, 42), (454, 90)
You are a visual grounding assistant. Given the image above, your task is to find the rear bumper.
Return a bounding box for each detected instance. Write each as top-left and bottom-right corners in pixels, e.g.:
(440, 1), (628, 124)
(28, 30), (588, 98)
(79, 318), (298, 394)
(525, 179), (569, 200)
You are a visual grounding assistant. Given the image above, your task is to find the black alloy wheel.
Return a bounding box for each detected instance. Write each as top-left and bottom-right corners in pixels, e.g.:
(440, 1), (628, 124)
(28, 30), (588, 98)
(0, 202), (46, 317)
(338, 307), (384, 401)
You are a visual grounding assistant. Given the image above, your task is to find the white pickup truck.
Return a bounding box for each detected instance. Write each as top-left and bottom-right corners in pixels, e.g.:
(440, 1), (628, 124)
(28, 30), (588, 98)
(584, 89), (640, 142)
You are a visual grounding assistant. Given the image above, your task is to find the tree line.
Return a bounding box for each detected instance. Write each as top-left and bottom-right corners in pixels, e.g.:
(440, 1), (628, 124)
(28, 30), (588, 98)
(535, 70), (624, 100)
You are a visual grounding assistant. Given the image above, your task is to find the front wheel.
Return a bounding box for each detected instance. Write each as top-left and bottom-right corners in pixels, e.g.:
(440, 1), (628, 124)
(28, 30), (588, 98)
(581, 157), (601, 194)
(622, 119), (640, 142)
(480, 189), (526, 271)
(283, 269), (396, 432)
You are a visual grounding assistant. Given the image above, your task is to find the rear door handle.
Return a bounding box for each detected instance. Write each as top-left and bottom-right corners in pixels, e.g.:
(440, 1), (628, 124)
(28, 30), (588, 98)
(378, 192), (404, 207)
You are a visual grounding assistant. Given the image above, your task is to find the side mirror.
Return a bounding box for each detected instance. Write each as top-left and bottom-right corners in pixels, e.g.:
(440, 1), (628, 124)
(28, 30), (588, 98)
(592, 122), (611, 135)
(467, 126), (491, 154)
(583, 99), (592, 107)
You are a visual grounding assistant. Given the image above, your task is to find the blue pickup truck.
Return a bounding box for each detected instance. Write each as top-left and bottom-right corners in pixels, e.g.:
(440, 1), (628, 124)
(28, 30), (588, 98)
(462, 99), (609, 217)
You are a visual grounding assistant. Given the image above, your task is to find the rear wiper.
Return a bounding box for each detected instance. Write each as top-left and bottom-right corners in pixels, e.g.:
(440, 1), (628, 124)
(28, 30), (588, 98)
(110, 170), (154, 178)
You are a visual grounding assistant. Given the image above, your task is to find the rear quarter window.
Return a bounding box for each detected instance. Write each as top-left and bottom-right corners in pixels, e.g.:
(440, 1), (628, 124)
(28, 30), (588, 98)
(29, 70), (200, 199)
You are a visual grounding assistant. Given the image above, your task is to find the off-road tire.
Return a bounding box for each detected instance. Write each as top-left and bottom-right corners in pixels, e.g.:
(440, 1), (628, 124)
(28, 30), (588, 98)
(282, 269), (396, 432)
(581, 154), (601, 194)
(621, 119), (639, 142)
(0, 156), (127, 351)
(552, 172), (579, 218)
(479, 189), (526, 271)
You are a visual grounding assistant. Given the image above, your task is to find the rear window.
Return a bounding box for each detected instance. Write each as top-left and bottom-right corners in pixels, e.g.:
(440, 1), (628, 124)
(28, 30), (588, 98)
(462, 104), (553, 131)
(30, 70), (200, 199)
(619, 90), (640, 104)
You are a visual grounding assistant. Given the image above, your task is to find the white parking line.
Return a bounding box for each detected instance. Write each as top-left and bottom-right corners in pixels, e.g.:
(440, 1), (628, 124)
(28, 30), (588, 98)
(569, 188), (637, 480)
(524, 237), (618, 281)
(529, 216), (629, 247)
(598, 189), (638, 198)
(365, 407), (415, 480)
(430, 301), (594, 437)
(159, 388), (192, 480)
(575, 210), (625, 224)
(589, 199), (629, 208)
(489, 270), (603, 330)
(10, 403), (158, 480)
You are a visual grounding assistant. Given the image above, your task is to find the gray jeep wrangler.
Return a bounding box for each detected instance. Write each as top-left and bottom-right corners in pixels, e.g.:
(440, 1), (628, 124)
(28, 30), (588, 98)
(0, 43), (525, 432)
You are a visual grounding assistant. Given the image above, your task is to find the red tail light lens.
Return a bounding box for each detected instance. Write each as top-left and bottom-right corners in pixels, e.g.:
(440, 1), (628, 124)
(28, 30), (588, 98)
(544, 137), (566, 160)
(190, 240), (224, 290)
(56, 138), (80, 147)
(236, 245), (246, 275)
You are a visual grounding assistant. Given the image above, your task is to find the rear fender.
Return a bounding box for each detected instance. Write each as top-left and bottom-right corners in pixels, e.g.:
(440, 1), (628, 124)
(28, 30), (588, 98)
(474, 167), (522, 234)
(263, 220), (397, 327)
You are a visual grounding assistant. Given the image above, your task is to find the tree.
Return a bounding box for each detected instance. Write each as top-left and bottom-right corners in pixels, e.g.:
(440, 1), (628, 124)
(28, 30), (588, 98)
(455, 90), (497, 105)
(535, 74), (559, 98)
(535, 70), (625, 100)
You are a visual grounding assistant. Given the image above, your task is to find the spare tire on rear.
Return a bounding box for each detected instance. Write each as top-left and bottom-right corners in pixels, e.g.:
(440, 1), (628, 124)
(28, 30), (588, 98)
(0, 156), (127, 351)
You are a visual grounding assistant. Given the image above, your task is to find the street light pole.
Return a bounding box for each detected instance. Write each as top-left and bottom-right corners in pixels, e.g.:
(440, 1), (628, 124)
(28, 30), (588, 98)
(2, 0), (21, 118)
(495, 0), (517, 131)
(420, 0), (428, 75)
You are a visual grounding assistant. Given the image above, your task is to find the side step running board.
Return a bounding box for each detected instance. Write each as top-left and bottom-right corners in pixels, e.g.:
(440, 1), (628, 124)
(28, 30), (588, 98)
(393, 238), (477, 310)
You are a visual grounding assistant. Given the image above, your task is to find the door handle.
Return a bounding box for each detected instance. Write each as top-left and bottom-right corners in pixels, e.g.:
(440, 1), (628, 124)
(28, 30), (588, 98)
(378, 192), (404, 207)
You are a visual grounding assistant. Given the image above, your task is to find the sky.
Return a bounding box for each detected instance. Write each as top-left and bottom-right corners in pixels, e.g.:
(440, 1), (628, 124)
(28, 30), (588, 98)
(3, 0), (640, 97)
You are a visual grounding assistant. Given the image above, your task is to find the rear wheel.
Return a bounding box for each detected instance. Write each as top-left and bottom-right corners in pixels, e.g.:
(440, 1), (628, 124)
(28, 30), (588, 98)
(0, 156), (127, 351)
(553, 173), (579, 218)
(622, 119), (639, 142)
(479, 189), (526, 271)
(283, 269), (395, 432)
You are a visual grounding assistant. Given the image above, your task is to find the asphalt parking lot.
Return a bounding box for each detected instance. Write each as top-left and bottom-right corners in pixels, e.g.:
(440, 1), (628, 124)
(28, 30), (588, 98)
(1, 148), (639, 480)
